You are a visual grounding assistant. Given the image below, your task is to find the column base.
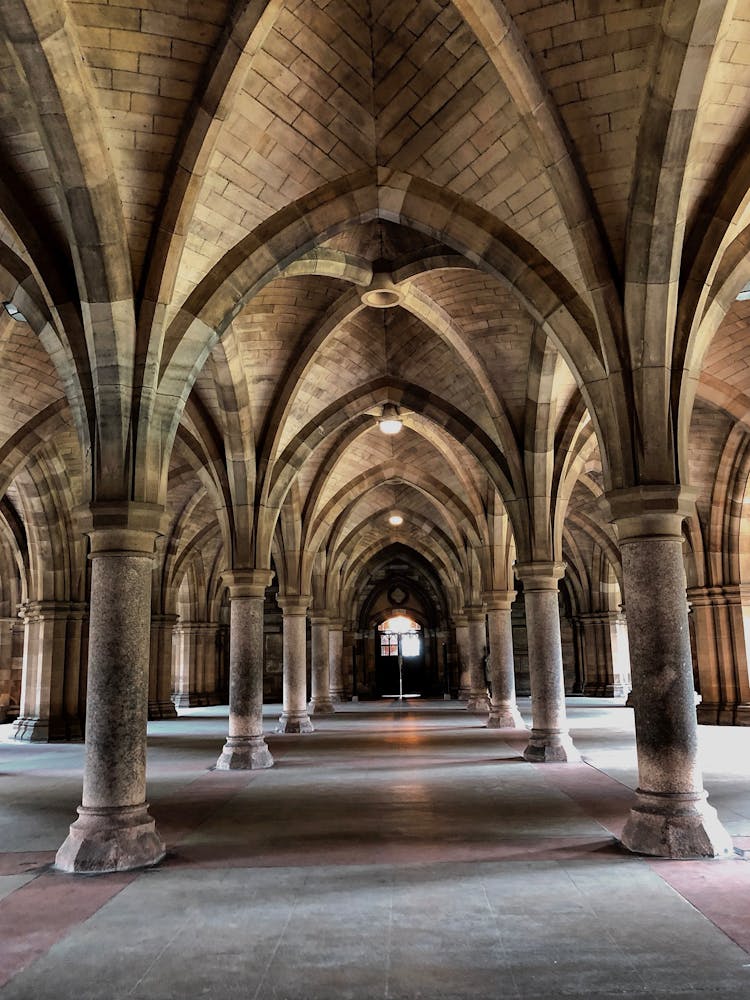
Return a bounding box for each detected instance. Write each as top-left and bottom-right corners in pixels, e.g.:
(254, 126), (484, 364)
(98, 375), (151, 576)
(466, 693), (489, 712)
(172, 693), (211, 708)
(55, 803), (165, 874)
(11, 715), (83, 742)
(329, 689), (344, 704)
(215, 735), (273, 770)
(603, 683), (630, 699)
(523, 729), (580, 763)
(487, 703), (526, 729)
(621, 790), (734, 859)
(276, 712), (314, 734)
(308, 698), (336, 715)
(148, 699), (178, 720)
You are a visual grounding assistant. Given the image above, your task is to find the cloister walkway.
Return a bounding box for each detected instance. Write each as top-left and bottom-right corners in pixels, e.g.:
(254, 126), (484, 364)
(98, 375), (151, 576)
(2, 700), (750, 999)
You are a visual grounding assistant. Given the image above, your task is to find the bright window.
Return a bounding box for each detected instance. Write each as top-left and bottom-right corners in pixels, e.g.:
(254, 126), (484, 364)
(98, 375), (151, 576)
(378, 616), (421, 658)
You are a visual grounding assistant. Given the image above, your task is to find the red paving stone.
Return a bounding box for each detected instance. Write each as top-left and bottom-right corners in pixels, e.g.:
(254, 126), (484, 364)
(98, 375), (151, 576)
(527, 749), (750, 955)
(0, 869), (137, 989)
(649, 858), (750, 954)
(2, 711), (748, 990)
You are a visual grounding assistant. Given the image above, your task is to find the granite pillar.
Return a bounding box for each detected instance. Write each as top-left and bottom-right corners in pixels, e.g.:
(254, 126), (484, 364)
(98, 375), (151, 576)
(0, 616), (14, 722)
(56, 503), (166, 873)
(610, 487), (732, 858)
(484, 591), (525, 728)
(465, 607), (489, 712)
(576, 611), (631, 697)
(173, 622), (218, 707)
(148, 613), (178, 719)
(276, 595), (313, 733)
(309, 615), (335, 715)
(688, 584), (750, 726)
(216, 570), (273, 769)
(329, 618), (345, 702)
(453, 613), (470, 701)
(515, 562), (579, 762)
(11, 601), (82, 742)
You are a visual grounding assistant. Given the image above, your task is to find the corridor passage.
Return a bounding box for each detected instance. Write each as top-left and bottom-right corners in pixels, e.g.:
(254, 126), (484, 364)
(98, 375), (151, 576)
(2, 701), (750, 999)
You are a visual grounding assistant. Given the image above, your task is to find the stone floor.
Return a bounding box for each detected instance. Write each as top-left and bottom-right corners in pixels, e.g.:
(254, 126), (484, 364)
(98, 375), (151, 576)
(1, 699), (750, 999)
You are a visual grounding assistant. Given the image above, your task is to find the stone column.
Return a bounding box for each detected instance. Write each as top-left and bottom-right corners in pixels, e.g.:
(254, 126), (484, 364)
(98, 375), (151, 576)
(576, 611), (631, 697)
(609, 489), (733, 858)
(63, 603), (87, 739)
(12, 601), (76, 742)
(0, 616), (14, 722)
(689, 584), (750, 726)
(173, 622), (217, 707)
(172, 622), (196, 707)
(465, 607), (489, 712)
(56, 503), (166, 873)
(515, 562), (579, 762)
(201, 624), (222, 704)
(329, 617), (345, 702)
(484, 591), (525, 728)
(148, 614), (178, 719)
(215, 570), (273, 770)
(309, 615), (335, 715)
(453, 612), (470, 700)
(276, 595), (313, 733)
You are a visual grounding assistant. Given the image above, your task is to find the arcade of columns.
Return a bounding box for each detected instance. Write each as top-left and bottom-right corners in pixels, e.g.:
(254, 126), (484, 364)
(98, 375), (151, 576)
(1, 0), (750, 871)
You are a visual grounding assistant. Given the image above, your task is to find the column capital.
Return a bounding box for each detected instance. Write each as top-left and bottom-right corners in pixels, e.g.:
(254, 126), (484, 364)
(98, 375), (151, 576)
(482, 590), (516, 611)
(576, 610), (624, 625)
(151, 612), (179, 628)
(328, 616), (345, 630)
(276, 594), (311, 616)
(310, 615), (330, 627)
(18, 599), (77, 621)
(222, 568), (273, 600)
(452, 612), (469, 628)
(722, 583), (750, 605)
(464, 604), (486, 623)
(686, 585), (724, 608)
(77, 501), (167, 556)
(604, 485), (698, 543)
(514, 561), (565, 590)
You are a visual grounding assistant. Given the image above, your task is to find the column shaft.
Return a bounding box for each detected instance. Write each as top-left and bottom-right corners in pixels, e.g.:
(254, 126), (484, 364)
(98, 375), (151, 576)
(56, 503), (166, 873)
(309, 616), (335, 715)
(149, 614), (178, 719)
(484, 592), (525, 729)
(328, 619), (345, 702)
(12, 602), (72, 741)
(277, 596), (313, 733)
(465, 609), (489, 712)
(516, 562), (578, 762)
(689, 585), (750, 725)
(453, 614), (470, 700)
(610, 489), (732, 858)
(216, 570), (273, 769)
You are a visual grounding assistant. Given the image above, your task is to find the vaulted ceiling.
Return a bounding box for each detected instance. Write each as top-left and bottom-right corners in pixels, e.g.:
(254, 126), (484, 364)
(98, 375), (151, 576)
(1, 0), (750, 615)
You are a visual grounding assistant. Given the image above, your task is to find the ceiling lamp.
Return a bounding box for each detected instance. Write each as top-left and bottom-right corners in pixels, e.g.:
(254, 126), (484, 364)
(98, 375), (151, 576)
(3, 301), (27, 323)
(359, 272), (402, 308)
(378, 402), (403, 435)
(388, 514), (403, 526)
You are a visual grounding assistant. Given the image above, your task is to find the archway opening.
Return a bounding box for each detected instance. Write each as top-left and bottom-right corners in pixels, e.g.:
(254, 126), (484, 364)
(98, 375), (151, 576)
(377, 614), (423, 698)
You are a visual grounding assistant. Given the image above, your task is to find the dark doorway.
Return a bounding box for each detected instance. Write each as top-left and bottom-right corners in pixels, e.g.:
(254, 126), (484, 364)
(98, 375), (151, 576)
(375, 616), (424, 697)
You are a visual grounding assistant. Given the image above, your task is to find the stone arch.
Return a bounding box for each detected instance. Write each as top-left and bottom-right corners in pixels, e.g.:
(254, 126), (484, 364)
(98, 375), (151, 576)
(151, 170), (616, 505)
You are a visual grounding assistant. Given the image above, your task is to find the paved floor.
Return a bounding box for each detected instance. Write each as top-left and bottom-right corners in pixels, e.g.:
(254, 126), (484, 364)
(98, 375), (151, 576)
(1, 699), (750, 999)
